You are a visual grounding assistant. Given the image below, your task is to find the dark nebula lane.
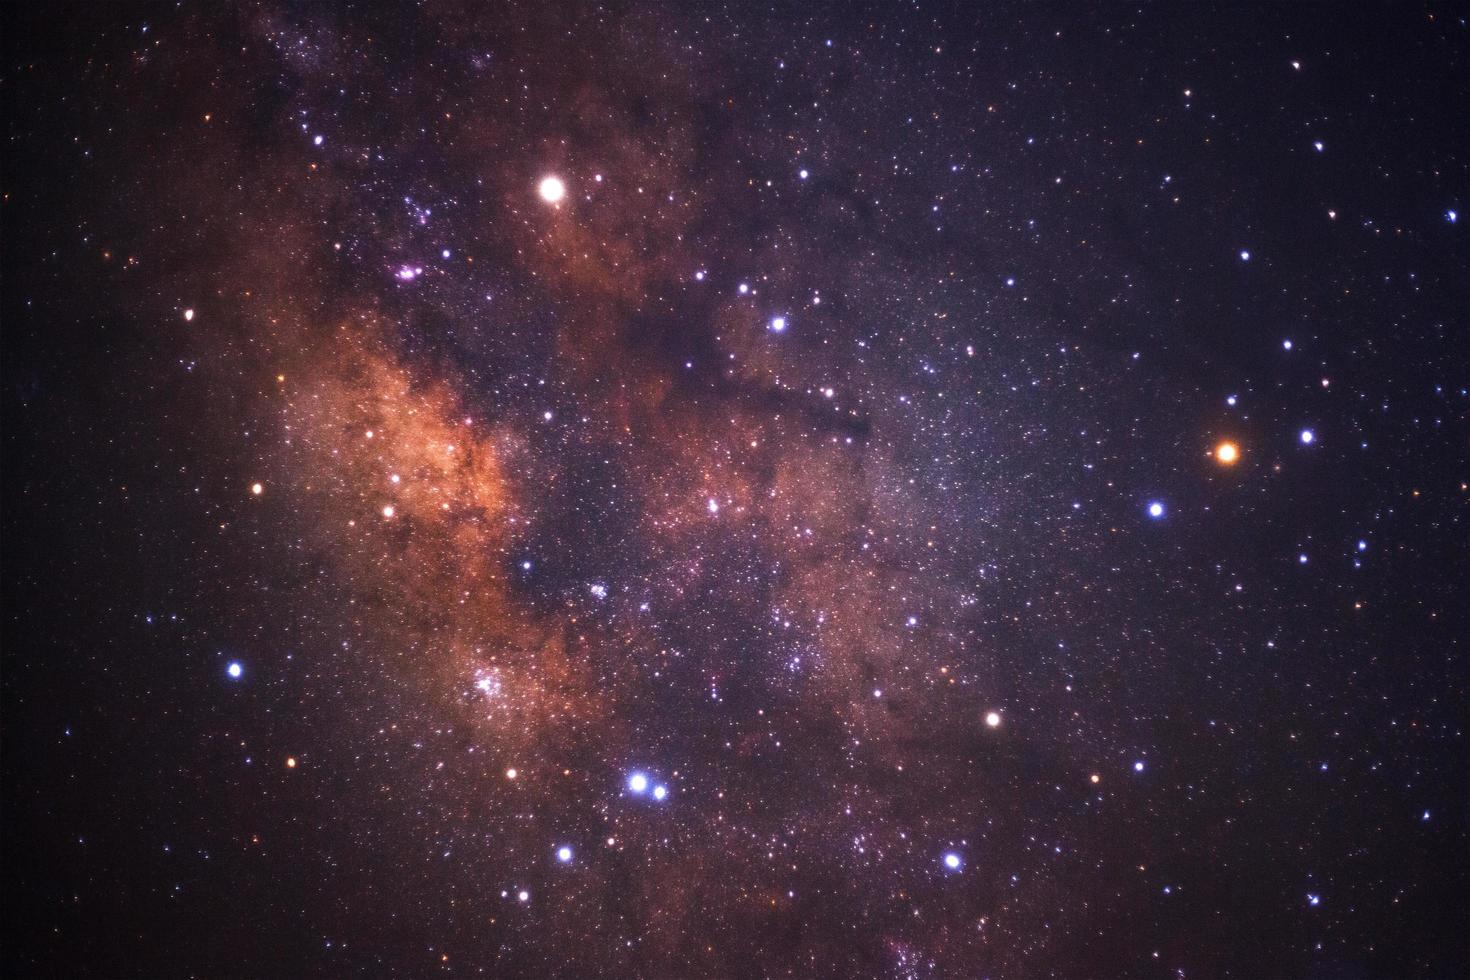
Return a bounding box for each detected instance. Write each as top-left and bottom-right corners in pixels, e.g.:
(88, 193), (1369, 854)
(3, 3), (1467, 978)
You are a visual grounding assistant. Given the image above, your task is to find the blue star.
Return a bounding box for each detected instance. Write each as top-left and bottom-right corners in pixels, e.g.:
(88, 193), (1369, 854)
(942, 852), (962, 871)
(1147, 501), (1165, 520)
(226, 661), (243, 680)
(556, 846), (573, 863)
(627, 772), (649, 794)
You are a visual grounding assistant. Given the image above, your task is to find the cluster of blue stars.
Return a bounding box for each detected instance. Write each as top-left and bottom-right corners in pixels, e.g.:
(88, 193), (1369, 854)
(626, 770), (669, 801)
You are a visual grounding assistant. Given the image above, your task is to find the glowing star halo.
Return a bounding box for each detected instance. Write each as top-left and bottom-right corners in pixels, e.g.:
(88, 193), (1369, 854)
(538, 176), (566, 203)
(1215, 441), (1239, 465)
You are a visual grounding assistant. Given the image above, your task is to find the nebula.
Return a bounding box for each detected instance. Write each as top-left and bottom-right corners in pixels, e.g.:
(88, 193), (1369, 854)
(4, 3), (1465, 978)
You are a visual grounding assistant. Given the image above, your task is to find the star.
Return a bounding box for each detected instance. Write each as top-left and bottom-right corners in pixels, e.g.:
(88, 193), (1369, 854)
(1215, 441), (1239, 464)
(538, 176), (566, 203)
(1299, 429), (1315, 445)
(226, 661), (243, 680)
(556, 845), (573, 863)
(1147, 501), (1166, 519)
(942, 852), (962, 871)
(627, 772), (649, 794)
(985, 711), (1002, 728)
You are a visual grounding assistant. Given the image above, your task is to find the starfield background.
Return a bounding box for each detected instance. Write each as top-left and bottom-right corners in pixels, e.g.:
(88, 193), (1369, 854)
(2, 3), (1467, 978)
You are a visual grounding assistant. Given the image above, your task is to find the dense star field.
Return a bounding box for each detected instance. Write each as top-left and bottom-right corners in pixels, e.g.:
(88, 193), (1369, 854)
(3, 3), (1467, 977)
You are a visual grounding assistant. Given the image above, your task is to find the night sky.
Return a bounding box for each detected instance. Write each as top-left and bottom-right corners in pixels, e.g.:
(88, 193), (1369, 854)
(3, 3), (1468, 978)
